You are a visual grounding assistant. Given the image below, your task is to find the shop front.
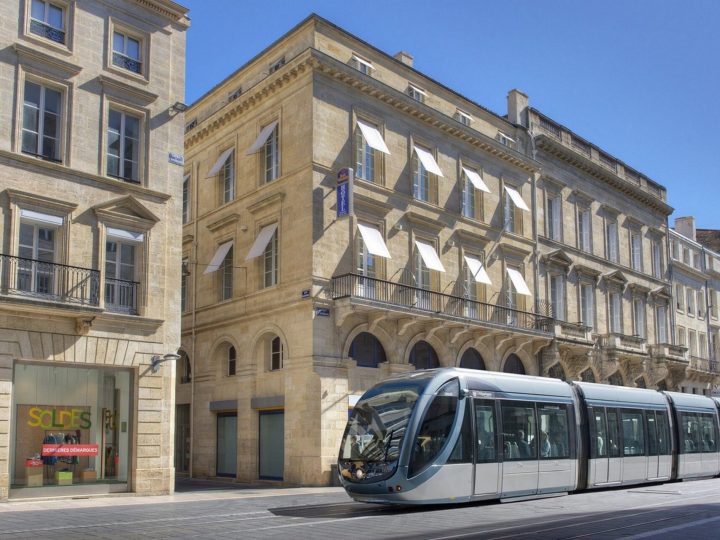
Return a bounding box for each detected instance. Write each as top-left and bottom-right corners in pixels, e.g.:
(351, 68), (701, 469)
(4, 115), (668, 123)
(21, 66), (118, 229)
(10, 363), (133, 497)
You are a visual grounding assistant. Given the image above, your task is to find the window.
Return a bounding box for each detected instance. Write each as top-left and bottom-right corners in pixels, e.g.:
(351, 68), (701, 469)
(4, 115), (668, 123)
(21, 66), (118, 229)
(609, 291), (622, 333)
(688, 329), (697, 356)
(606, 220), (619, 263)
(621, 410), (645, 456)
(496, 132), (516, 148)
(355, 124), (376, 182)
(409, 380), (458, 476)
(179, 350), (191, 384)
(182, 174), (190, 224)
(591, 408), (608, 458)
(227, 345), (236, 376)
(263, 228), (278, 288)
(687, 288), (695, 317)
(185, 119), (197, 133)
(263, 123), (279, 182)
(352, 54), (373, 75)
(474, 400), (496, 463)
(547, 194), (561, 241)
(407, 84), (426, 103)
(676, 284), (685, 312)
(22, 81), (62, 162)
(578, 207), (591, 252)
(29, 0), (65, 44)
(630, 230), (642, 271)
(228, 88), (242, 102)
(711, 290), (718, 319)
(682, 246), (690, 265)
(651, 240), (662, 278)
(504, 186), (526, 235)
(697, 290), (705, 319)
(221, 151), (235, 203)
(580, 283), (594, 328)
(699, 333), (708, 358)
(112, 30), (142, 74)
(455, 109), (472, 126)
(269, 56), (285, 73)
(270, 336), (283, 370)
(633, 297), (645, 338)
(349, 332), (387, 368)
(181, 260), (188, 312)
(413, 146), (430, 202)
(671, 239), (679, 260)
(538, 404), (570, 459)
(106, 109), (140, 182)
(677, 326), (686, 347)
(501, 401), (537, 460)
(550, 274), (565, 321)
(655, 305), (667, 343)
(355, 225), (377, 279)
(18, 220), (56, 295)
(693, 250), (701, 270)
(105, 238), (137, 314)
(219, 246), (233, 300)
(461, 170), (477, 219)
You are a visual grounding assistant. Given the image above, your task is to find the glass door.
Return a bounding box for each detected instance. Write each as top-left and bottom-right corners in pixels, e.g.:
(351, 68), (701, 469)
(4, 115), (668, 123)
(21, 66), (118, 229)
(216, 413), (237, 477)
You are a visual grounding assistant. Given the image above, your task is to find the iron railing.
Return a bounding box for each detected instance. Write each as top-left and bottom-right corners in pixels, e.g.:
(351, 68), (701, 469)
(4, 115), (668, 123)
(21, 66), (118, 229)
(112, 52), (142, 74)
(689, 356), (719, 373)
(105, 277), (139, 315)
(30, 19), (65, 44)
(0, 254), (99, 306)
(332, 273), (553, 334)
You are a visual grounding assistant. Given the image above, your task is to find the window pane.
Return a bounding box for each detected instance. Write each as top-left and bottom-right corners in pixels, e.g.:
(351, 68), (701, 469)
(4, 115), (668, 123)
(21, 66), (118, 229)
(48, 4), (63, 29)
(656, 411), (670, 455)
(31, 0), (45, 21)
(607, 409), (621, 457)
(22, 130), (38, 155)
(647, 413), (658, 456)
(447, 400), (472, 464)
(592, 408), (608, 458)
(24, 81), (41, 107)
(621, 410), (645, 456)
(539, 403), (569, 458)
(127, 37), (140, 60)
(109, 109), (122, 131)
(502, 402), (536, 460)
(113, 32), (124, 53)
(474, 400), (496, 463)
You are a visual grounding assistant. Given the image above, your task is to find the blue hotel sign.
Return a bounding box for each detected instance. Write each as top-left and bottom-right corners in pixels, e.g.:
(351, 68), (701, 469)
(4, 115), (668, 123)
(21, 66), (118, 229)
(336, 167), (354, 219)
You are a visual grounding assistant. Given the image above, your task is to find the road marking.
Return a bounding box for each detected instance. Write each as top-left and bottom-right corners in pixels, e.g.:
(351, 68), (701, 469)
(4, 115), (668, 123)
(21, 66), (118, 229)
(620, 515), (720, 540)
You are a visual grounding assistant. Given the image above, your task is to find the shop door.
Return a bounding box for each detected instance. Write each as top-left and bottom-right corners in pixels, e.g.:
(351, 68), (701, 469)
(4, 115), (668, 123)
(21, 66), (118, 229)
(216, 413), (237, 477)
(175, 404), (190, 473)
(259, 411), (284, 480)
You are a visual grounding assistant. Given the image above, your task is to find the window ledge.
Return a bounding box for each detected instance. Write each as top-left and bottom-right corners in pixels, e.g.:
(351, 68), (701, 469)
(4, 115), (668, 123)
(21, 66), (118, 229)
(14, 42), (81, 77)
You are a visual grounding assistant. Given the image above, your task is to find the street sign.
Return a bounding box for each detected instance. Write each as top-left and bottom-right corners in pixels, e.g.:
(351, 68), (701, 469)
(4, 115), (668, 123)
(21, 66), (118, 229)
(315, 308), (330, 317)
(168, 152), (184, 166)
(301, 289), (311, 299)
(336, 167), (354, 218)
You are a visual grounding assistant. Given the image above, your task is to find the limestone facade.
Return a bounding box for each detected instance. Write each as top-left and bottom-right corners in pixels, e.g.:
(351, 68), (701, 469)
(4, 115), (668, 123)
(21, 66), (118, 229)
(178, 14), (719, 487)
(0, 0), (189, 500)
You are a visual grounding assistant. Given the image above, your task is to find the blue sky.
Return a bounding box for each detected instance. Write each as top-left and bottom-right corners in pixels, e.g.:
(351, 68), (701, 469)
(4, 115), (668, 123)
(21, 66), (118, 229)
(182, 0), (720, 229)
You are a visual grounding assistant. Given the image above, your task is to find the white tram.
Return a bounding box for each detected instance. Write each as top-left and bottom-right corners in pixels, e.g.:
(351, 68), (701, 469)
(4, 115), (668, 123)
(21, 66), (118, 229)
(337, 369), (720, 504)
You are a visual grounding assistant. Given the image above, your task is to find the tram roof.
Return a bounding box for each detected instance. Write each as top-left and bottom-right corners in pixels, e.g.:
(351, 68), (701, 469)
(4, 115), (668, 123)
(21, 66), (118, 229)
(664, 391), (719, 412)
(574, 381), (667, 407)
(452, 368), (575, 399)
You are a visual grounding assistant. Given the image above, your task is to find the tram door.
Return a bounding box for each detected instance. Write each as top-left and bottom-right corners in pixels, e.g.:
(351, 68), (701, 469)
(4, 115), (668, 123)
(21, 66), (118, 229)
(500, 401), (538, 497)
(646, 411), (660, 479)
(473, 399), (500, 496)
(591, 408), (622, 485)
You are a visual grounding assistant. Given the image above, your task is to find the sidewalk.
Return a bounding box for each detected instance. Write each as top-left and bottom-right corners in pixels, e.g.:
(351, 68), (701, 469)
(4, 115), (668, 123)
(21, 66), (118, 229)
(0, 476), (346, 512)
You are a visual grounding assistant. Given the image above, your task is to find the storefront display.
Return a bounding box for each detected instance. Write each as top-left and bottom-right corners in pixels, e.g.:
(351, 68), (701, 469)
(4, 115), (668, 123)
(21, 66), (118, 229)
(11, 363), (132, 491)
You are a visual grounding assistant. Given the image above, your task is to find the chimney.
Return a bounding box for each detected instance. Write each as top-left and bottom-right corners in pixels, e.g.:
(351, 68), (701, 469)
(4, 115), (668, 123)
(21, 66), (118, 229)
(675, 216), (696, 242)
(394, 51), (413, 67)
(507, 89), (529, 127)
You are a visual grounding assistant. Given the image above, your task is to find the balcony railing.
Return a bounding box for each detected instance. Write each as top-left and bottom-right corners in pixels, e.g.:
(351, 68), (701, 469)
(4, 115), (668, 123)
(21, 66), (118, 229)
(104, 278), (139, 315)
(30, 19), (66, 44)
(112, 52), (142, 74)
(332, 273), (553, 334)
(0, 254), (99, 306)
(689, 356), (719, 374)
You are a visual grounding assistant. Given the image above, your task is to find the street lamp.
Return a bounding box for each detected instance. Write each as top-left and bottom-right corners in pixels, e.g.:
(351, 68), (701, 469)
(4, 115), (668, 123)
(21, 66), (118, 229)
(151, 352), (181, 373)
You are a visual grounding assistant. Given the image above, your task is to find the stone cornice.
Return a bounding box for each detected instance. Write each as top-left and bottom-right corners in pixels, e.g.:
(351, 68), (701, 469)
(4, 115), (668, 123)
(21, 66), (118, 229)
(185, 49), (540, 174)
(404, 210), (445, 234)
(247, 191), (286, 214)
(536, 134), (673, 215)
(132, 0), (190, 27)
(13, 42), (82, 77)
(5, 188), (77, 214)
(98, 75), (158, 105)
(207, 213), (241, 233)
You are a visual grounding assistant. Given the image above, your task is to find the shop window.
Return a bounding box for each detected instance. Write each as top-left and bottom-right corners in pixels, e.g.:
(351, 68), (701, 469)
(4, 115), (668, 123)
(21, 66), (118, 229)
(503, 354), (525, 374)
(459, 348), (485, 370)
(409, 340), (439, 370)
(349, 332), (386, 368)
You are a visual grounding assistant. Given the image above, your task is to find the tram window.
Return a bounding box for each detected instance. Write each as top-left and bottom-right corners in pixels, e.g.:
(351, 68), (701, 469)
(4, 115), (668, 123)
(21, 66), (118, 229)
(501, 402), (537, 460)
(447, 399), (473, 464)
(621, 410), (645, 456)
(538, 404), (570, 459)
(606, 408), (621, 457)
(647, 411), (658, 456)
(680, 412), (701, 454)
(474, 400), (497, 463)
(591, 407), (608, 458)
(409, 379), (459, 476)
(656, 410), (670, 455)
(698, 414), (718, 452)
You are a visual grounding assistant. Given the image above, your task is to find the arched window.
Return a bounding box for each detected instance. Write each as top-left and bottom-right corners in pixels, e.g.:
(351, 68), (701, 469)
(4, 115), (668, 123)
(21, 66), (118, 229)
(227, 345), (236, 376)
(580, 368), (596, 383)
(270, 336), (283, 370)
(349, 332), (386, 368)
(459, 348), (485, 370)
(503, 354), (525, 375)
(409, 341), (439, 370)
(608, 372), (623, 386)
(179, 349), (191, 384)
(635, 377), (646, 389)
(548, 363), (566, 381)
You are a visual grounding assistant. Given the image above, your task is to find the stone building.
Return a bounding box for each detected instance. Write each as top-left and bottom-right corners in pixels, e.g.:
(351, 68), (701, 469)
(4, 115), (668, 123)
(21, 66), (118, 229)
(669, 217), (720, 394)
(178, 14), (719, 486)
(0, 0), (189, 500)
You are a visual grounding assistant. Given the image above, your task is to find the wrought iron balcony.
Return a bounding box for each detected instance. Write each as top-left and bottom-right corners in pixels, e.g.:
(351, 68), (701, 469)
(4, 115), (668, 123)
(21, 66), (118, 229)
(104, 277), (139, 315)
(331, 273), (553, 334)
(0, 254), (99, 306)
(689, 356), (719, 374)
(112, 52), (142, 74)
(30, 19), (66, 44)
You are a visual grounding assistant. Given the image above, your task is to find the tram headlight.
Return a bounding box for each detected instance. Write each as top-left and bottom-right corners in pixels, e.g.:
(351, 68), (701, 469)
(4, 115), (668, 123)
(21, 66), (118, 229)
(355, 468), (365, 480)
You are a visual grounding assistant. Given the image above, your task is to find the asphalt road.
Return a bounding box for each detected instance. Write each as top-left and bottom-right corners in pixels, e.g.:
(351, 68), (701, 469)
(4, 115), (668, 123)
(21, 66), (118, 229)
(1, 477), (719, 539)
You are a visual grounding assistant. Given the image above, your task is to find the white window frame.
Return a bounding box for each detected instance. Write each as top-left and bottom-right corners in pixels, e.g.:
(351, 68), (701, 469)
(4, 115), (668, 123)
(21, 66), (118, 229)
(655, 304), (667, 343)
(632, 297), (645, 339)
(27, 0), (69, 47)
(263, 227), (278, 288)
(651, 240), (662, 278)
(107, 19), (148, 80)
(580, 282), (594, 328)
(219, 245), (233, 301)
(697, 289), (705, 319)
(686, 288), (696, 317)
(264, 123), (279, 183)
(221, 150), (235, 204)
(408, 84), (426, 102)
(106, 107), (142, 183)
(22, 80), (63, 162)
(182, 174), (190, 224)
(549, 273), (566, 321)
(577, 206), (591, 252)
(609, 291), (622, 333)
(676, 283), (685, 312)
(688, 329), (697, 356)
(112, 30), (143, 75)
(455, 109), (472, 126)
(630, 229), (642, 271)
(547, 193), (562, 241)
(355, 123), (376, 182)
(606, 220), (619, 263)
(352, 54), (373, 75)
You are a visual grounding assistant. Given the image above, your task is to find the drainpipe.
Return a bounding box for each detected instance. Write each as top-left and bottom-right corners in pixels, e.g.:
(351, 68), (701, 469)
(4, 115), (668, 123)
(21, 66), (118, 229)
(666, 225), (676, 347)
(189, 159), (199, 478)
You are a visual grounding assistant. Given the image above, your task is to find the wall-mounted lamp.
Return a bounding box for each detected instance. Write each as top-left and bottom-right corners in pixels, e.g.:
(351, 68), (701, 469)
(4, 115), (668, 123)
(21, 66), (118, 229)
(151, 352), (181, 373)
(168, 101), (188, 115)
(447, 239), (457, 248)
(181, 262), (191, 277)
(393, 223), (404, 232)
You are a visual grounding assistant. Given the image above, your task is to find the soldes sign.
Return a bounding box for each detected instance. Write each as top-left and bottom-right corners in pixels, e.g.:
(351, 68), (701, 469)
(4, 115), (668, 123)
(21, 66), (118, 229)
(27, 407), (92, 429)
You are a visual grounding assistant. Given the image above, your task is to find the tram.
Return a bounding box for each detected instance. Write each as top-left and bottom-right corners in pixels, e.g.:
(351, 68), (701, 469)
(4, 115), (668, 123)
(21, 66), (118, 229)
(337, 368), (720, 505)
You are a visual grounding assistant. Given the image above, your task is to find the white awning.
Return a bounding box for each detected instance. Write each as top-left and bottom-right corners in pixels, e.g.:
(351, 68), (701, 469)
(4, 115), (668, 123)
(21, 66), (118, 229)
(357, 223), (390, 258)
(504, 185), (530, 212)
(206, 148), (234, 177)
(107, 227), (144, 242)
(357, 120), (390, 155)
(20, 209), (63, 226)
(462, 167), (490, 193)
(246, 120), (279, 155)
(245, 223), (278, 261)
(415, 240), (445, 272)
(413, 146), (444, 177)
(464, 256), (492, 285)
(506, 268), (532, 296)
(204, 241), (233, 274)
(352, 55), (373, 71)
(183, 173), (190, 182)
